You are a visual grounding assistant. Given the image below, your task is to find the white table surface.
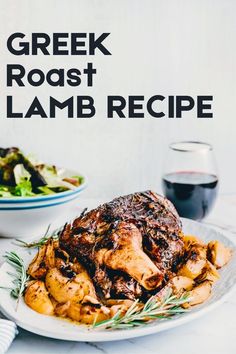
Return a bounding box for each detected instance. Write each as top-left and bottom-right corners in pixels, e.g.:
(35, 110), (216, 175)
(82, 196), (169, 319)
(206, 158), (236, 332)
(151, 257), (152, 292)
(0, 196), (236, 354)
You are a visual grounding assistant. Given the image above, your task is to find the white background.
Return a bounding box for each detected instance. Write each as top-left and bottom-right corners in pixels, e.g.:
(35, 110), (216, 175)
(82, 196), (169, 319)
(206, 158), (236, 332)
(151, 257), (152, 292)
(0, 0), (235, 200)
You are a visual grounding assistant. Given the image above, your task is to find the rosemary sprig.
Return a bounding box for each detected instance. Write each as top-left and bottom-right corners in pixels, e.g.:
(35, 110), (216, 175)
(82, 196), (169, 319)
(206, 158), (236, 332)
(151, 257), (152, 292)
(1, 251), (29, 309)
(14, 208), (88, 249)
(93, 289), (189, 329)
(14, 224), (62, 248)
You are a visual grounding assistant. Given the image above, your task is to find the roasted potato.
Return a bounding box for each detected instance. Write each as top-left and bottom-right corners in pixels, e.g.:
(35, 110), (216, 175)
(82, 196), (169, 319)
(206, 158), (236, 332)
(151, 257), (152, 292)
(24, 280), (54, 315)
(154, 276), (194, 301)
(178, 259), (206, 279)
(67, 301), (110, 324)
(54, 301), (71, 317)
(178, 244), (207, 279)
(183, 234), (204, 247)
(207, 240), (231, 268)
(45, 268), (84, 303)
(196, 260), (220, 283)
(27, 239), (56, 279)
(170, 276), (194, 295)
(103, 299), (135, 318)
(45, 267), (96, 303)
(182, 281), (212, 308)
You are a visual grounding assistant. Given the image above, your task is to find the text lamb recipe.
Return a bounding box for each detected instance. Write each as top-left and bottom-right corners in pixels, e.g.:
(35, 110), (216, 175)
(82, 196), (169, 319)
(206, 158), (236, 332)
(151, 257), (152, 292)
(7, 95), (213, 119)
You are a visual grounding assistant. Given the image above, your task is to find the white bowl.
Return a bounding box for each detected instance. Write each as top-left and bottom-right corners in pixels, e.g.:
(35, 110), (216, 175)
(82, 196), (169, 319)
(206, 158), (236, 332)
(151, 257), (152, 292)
(0, 169), (87, 238)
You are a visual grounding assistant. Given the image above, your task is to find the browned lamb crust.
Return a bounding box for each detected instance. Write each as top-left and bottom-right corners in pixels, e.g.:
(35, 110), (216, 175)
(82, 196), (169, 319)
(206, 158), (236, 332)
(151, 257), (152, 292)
(59, 191), (184, 301)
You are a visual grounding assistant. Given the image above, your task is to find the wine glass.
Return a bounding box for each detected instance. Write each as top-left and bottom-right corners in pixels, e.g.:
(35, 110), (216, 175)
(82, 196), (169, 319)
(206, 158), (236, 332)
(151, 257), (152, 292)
(162, 141), (219, 220)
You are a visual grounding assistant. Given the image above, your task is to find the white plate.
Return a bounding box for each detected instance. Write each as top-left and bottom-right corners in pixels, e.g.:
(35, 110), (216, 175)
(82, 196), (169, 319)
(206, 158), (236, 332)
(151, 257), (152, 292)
(0, 218), (235, 342)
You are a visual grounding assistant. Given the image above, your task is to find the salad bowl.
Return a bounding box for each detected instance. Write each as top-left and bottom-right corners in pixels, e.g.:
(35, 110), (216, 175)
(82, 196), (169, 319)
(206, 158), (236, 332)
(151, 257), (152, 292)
(0, 168), (87, 238)
(0, 147), (86, 238)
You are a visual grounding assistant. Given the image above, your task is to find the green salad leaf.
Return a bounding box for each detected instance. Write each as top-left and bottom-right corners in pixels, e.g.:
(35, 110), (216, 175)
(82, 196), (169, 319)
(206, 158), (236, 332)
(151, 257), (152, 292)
(14, 180), (35, 197)
(72, 175), (85, 184)
(0, 147), (84, 197)
(0, 185), (13, 197)
(13, 164), (35, 197)
(37, 186), (56, 194)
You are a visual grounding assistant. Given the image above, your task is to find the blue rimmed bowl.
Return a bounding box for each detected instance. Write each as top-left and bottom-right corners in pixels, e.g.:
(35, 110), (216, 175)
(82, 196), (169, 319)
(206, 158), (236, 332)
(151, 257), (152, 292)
(0, 170), (87, 238)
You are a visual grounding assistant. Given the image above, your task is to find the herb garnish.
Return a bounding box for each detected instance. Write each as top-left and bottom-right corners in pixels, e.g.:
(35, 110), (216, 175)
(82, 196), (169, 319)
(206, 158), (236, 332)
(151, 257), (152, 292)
(93, 289), (189, 329)
(1, 251), (29, 309)
(14, 224), (62, 249)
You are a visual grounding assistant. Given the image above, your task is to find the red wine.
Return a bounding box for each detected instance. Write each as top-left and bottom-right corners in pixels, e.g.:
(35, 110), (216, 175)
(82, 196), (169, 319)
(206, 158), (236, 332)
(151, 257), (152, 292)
(162, 172), (219, 220)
